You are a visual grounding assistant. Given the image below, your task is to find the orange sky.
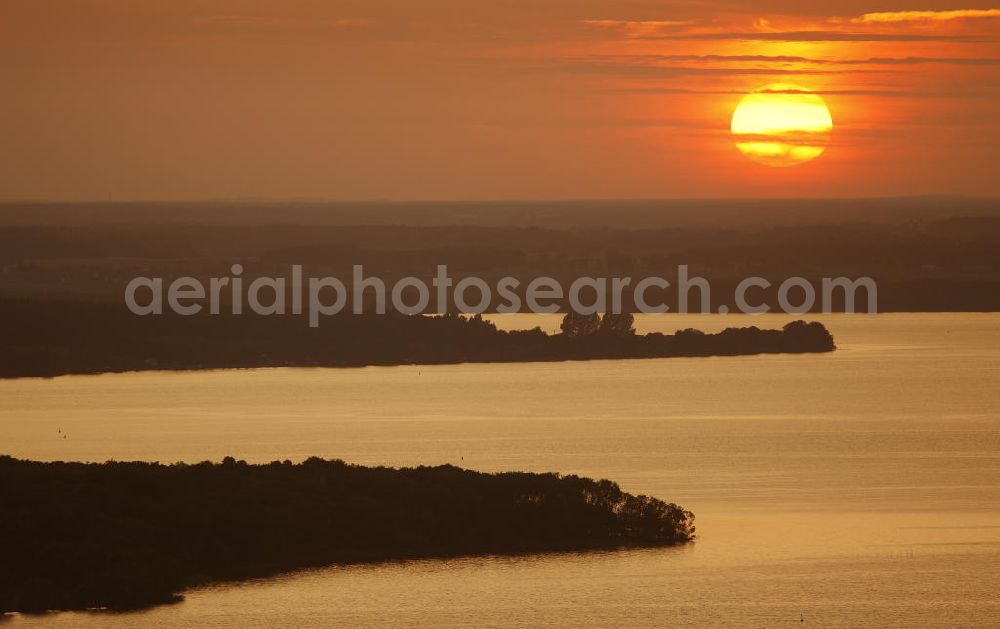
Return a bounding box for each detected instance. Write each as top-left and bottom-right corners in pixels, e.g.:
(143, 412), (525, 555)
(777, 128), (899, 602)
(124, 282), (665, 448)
(1, 1), (998, 200)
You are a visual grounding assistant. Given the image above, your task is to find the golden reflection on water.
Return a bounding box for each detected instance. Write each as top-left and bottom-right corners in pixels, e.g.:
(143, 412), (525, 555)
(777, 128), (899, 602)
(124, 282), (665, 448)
(3, 314), (1000, 627)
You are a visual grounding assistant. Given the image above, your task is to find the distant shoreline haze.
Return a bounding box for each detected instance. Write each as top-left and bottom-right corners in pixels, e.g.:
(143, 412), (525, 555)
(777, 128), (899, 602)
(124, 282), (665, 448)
(1, 197), (997, 227)
(0, 199), (997, 311)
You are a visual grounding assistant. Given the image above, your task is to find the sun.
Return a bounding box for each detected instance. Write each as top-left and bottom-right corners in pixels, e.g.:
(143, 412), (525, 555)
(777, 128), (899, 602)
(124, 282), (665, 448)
(730, 84), (833, 167)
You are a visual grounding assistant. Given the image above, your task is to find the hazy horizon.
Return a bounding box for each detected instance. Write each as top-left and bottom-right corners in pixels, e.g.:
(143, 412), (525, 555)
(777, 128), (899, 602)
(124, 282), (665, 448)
(3, 193), (1000, 204)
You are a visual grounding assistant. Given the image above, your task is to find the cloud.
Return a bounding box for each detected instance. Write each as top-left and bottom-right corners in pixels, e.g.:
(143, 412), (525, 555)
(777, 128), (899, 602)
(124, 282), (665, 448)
(580, 19), (695, 38)
(596, 87), (1000, 100)
(853, 9), (1000, 23)
(605, 54), (821, 64)
(598, 54), (1000, 66)
(558, 62), (858, 78)
(852, 56), (1000, 65)
(582, 19), (691, 28)
(638, 30), (987, 42)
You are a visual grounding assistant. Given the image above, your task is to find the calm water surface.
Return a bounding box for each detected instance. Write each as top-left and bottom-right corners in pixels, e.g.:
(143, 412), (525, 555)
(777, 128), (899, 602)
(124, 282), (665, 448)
(2, 314), (999, 627)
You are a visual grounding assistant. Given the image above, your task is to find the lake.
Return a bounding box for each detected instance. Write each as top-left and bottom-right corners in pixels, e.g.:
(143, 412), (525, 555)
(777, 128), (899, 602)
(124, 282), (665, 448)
(2, 313), (999, 627)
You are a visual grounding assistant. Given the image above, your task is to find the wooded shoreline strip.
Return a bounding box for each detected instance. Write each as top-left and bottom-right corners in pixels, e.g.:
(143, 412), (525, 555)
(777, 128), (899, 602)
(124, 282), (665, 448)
(0, 300), (835, 378)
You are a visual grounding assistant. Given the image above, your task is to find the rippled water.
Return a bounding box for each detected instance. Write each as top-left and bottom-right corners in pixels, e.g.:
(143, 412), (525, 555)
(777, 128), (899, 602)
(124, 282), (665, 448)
(2, 314), (999, 627)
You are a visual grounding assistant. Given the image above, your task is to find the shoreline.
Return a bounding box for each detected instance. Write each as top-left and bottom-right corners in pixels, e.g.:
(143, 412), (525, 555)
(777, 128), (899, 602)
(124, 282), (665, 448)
(0, 300), (836, 379)
(0, 343), (834, 380)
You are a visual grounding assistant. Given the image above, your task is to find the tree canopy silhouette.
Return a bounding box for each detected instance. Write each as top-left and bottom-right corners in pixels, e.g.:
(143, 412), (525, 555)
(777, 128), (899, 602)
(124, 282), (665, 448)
(560, 312), (601, 337)
(599, 312), (636, 335)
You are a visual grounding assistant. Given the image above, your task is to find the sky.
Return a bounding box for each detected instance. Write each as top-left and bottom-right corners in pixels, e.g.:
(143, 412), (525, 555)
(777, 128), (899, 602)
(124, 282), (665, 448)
(1, 1), (998, 201)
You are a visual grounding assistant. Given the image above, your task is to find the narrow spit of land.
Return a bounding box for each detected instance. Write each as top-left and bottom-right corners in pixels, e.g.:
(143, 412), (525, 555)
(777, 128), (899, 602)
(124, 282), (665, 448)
(0, 300), (835, 378)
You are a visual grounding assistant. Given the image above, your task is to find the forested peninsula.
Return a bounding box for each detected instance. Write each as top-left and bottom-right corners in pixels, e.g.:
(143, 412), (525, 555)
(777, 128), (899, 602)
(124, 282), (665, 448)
(0, 456), (695, 613)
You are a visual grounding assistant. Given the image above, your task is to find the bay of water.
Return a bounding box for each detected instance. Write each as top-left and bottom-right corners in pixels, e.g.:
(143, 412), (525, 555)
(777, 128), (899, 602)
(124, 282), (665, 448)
(2, 314), (999, 627)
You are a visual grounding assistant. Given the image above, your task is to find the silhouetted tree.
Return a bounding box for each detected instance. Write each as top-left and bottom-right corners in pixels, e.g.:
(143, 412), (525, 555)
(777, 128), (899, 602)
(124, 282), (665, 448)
(675, 327), (705, 339)
(559, 312), (600, 337)
(600, 312), (635, 335)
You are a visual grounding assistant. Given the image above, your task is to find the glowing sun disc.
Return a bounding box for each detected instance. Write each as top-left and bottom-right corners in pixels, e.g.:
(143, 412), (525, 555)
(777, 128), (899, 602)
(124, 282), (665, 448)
(731, 83), (833, 167)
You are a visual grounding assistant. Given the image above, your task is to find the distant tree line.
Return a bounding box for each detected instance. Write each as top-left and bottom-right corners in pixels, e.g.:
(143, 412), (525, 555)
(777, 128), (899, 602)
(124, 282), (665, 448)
(1, 210), (998, 309)
(0, 299), (834, 378)
(560, 312), (636, 337)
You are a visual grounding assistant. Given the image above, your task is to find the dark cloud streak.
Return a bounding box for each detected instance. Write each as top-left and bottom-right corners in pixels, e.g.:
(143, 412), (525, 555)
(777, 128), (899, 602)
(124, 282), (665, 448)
(594, 87), (1000, 100)
(596, 54), (1000, 66)
(555, 62), (867, 78)
(638, 30), (992, 42)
